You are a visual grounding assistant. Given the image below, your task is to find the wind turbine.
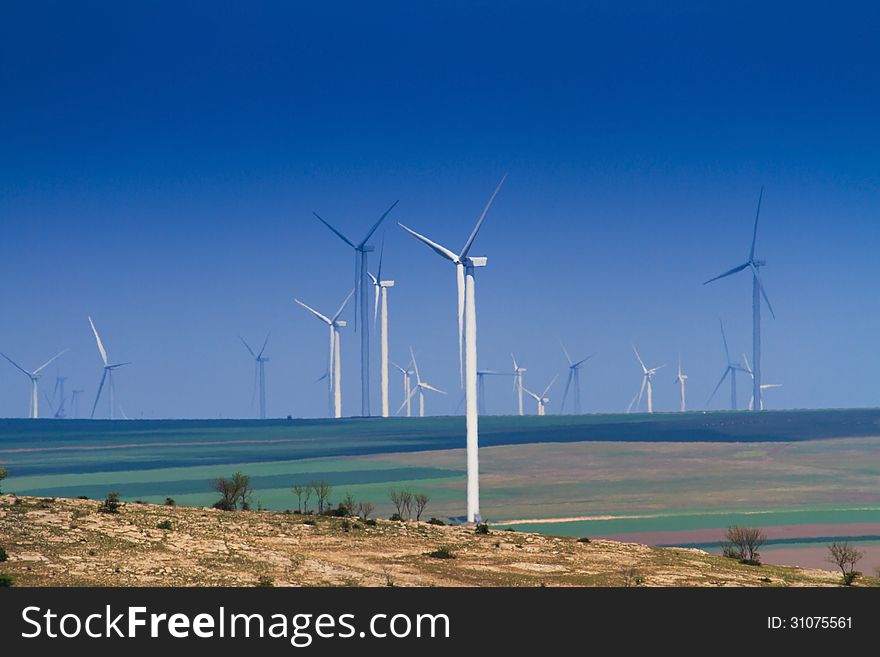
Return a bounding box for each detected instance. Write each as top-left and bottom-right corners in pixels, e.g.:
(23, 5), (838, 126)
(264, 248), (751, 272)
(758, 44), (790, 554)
(399, 175), (506, 522)
(0, 349), (68, 418)
(707, 319), (746, 410)
(88, 316), (131, 420)
(239, 333), (270, 419)
(628, 346), (664, 414)
(368, 240), (395, 417)
(704, 187), (776, 411)
(560, 344), (593, 414)
(313, 201), (399, 417)
(511, 353), (527, 416)
(397, 347), (447, 417)
(71, 389), (84, 419)
(742, 353), (782, 410)
(522, 374), (558, 416)
(476, 370), (513, 415)
(392, 360), (414, 417)
(52, 375), (68, 418)
(673, 356), (688, 412)
(294, 290), (353, 419)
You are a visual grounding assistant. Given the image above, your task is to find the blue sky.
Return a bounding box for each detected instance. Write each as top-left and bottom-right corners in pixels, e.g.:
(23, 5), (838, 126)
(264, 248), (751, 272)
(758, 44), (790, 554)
(1, 1), (878, 418)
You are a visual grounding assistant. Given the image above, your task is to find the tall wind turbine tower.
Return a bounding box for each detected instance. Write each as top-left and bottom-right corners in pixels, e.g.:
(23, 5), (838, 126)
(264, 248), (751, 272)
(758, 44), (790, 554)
(53, 375), (68, 418)
(476, 370), (512, 415)
(560, 343), (592, 414)
(511, 354), (527, 416)
(369, 241), (395, 417)
(673, 356), (688, 412)
(628, 346), (664, 414)
(71, 389), (84, 419)
(239, 334), (270, 419)
(88, 316), (131, 420)
(399, 175), (506, 522)
(704, 187), (776, 411)
(295, 290), (353, 419)
(314, 202), (398, 417)
(0, 350), (68, 418)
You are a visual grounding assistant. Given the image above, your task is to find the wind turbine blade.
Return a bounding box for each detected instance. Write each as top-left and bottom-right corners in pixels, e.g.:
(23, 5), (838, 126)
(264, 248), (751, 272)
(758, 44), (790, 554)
(313, 212), (356, 248)
(88, 316), (110, 366)
(749, 186), (764, 261)
(409, 346), (421, 384)
(398, 223), (458, 262)
(627, 392), (638, 414)
(762, 383), (783, 389)
(238, 335), (257, 358)
(750, 263), (776, 319)
(338, 290), (358, 323)
(742, 352), (752, 375)
(707, 368), (730, 404)
(457, 263), (464, 386)
(459, 174), (507, 259)
(359, 201), (399, 248)
(560, 341), (573, 366)
(719, 319), (731, 363)
(33, 349), (68, 375)
(541, 373), (559, 398)
(521, 386), (540, 402)
(314, 371), (329, 383)
(637, 376), (647, 407)
(560, 371), (572, 412)
(703, 262), (749, 285)
(294, 299), (332, 325)
(421, 382), (447, 395)
(632, 345), (647, 373)
(257, 332), (270, 359)
(0, 352), (31, 377)
(573, 354), (594, 368)
(42, 389), (57, 414)
(373, 281), (380, 329)
(91, 370), (107, 419)
(391, 361), (407, 375)
(376, 234), (385, 280)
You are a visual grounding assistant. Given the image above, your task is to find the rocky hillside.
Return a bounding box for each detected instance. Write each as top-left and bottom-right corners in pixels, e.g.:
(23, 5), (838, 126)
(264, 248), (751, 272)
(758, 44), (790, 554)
(0, 494), (857, 587)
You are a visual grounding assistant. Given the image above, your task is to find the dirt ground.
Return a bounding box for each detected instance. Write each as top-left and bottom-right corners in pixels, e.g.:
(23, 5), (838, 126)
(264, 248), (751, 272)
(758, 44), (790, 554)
(0, 494), (864, 587)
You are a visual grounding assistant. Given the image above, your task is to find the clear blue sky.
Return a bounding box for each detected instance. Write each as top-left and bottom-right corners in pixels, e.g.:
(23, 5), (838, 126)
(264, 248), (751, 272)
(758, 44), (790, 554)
(1, 1), (878, 418)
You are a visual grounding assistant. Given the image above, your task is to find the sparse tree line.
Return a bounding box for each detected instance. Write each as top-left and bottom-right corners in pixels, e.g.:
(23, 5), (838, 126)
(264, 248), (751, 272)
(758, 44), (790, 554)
(388, 487), (430, 521)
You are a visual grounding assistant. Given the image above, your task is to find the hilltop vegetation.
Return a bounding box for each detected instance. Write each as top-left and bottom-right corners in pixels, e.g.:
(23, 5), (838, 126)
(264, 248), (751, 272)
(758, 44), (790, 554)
(0, 494), (866, 587)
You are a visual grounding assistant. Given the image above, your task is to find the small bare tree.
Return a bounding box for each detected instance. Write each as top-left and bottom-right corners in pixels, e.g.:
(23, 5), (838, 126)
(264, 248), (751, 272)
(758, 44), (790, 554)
(827, 542), (864, 585)
(342, 492), (357, 516)
(723, 526), (766, 564)
(357, 502), (375, 519)
(388, 488), (406, 518)
(413, 493), (430, 521)
(310, 480), (332, 514)
(291, 484), (307, 513)
(400, 489), (414, 520)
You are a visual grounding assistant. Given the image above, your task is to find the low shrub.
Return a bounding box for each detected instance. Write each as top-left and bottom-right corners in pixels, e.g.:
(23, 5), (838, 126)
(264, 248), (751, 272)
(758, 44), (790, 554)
(303, 519), (316, 526)
(340, 519), (352, 532)
(577, 537), (591, 543)
(256, 576), (274, 587)
(389, 513), (403, 522)
(475, 523), (489, 535)
(77, 495), (90, 500)
(427, 546), (455, 559)
(0, 574), (13, 587)
(426, 517), (445, 526)
(0, 545), (8, 562)
(98, 492), (122, 514)
(365, 518), (378, 527)
(164, 497), (176, 507)
(156, 520), (173, 531)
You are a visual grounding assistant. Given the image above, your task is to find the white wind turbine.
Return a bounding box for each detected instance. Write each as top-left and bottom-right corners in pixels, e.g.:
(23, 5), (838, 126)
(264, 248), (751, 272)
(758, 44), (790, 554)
(673, 356), (688, 412)
(239, 333), (270, 419)
(0, 349), (68, 418)
(397, 347), (447, 417)
(522, 374), (558, 416)
(295, 290), (353, 419)
(704, 187), (776, 412)
(707, 319), (746, 410)
(628, 346), (664, 414)
(560, 344), (593, 414)
(314, 202), (398, 417)
(511, 353), (527, 416)
(368, 240), (395, 417)
(476, 369), (513, 415)
(392, 360), (414, 417)
(399, 175), (506, 522)
(742, 353), (782, 411)
(88, 316), (131, 420)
